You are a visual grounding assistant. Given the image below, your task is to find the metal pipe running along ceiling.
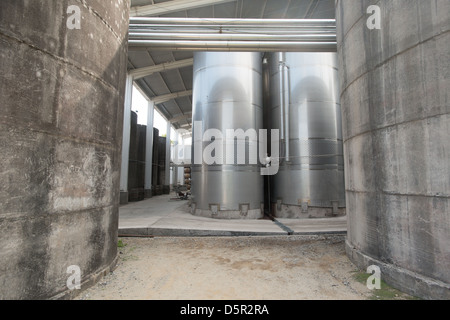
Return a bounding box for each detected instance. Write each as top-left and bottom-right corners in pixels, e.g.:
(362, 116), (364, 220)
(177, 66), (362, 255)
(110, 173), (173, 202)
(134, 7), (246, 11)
(128, 17), (337, 52)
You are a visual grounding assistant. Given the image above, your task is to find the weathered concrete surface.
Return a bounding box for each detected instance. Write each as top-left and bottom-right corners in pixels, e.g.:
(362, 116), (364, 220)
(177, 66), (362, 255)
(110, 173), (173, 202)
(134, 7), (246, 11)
(336, 0), (450, 299)
(0, 0), (130, 299)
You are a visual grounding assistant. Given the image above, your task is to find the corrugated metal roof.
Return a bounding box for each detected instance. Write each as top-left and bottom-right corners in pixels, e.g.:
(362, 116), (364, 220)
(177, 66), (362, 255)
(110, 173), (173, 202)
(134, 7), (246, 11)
(128, 0), (335, 130)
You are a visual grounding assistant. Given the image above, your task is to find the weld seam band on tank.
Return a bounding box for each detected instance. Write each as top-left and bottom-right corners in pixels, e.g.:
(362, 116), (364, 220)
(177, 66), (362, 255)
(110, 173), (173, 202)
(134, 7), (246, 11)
(287, 65), (339, 71)
(194, 65), (263, 75)
(276, 159), (345, 162)
(277, 168), (344, 172)
(272, 156), (344, 167)
(191, 167), (262, 172)
(278, 204), (345, 209)
(276, 161), (344, 165)
(301, 202), (345, 207)
(270, 102), (340, 110)
(272, 67), (339, 73)
(195, 102), (263, 109)
(277, 137), (343, 142)
(288, 154), (344, 158)
(276, 152), (344, 156)
(275, 156), (344, 160)
(277, 170), (344, 173)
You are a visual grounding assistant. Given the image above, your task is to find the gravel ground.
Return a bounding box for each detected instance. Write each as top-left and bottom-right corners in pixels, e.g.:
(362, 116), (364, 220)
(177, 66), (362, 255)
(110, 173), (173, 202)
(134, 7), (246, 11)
(75, 235), (408, 300)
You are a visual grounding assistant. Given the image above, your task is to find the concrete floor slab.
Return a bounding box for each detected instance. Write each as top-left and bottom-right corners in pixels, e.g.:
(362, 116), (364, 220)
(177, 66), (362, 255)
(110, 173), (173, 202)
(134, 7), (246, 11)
(119, 194), (347, 237)
(277, 216), (347, 235)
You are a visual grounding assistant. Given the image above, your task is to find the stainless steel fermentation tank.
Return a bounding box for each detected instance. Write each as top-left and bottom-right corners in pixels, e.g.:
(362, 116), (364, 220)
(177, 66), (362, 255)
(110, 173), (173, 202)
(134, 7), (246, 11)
(191, 51), (345, 219)
(267, 52), (345, 218)
(191, 52), (264, 219)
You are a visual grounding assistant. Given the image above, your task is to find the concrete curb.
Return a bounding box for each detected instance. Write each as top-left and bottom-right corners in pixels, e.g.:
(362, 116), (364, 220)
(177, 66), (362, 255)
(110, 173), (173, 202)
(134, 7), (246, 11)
(118, 226), (347, 238)
(118, 227), (288, 237)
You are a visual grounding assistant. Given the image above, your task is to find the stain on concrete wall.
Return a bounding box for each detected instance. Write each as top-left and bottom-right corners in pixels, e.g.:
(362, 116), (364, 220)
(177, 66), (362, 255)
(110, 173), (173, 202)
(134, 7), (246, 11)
(336, 0), (449, 299)
(0, 0), (130, 299)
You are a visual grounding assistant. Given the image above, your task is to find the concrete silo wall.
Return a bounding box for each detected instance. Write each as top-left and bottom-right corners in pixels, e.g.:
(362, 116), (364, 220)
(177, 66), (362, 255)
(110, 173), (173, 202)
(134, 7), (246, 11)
(0, 0), (130, 299)
(336, 0), (449, 299)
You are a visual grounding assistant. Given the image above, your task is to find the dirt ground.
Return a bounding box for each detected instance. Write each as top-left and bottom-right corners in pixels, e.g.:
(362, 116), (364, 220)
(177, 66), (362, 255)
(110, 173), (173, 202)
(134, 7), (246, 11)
(75, 235), (411, 300)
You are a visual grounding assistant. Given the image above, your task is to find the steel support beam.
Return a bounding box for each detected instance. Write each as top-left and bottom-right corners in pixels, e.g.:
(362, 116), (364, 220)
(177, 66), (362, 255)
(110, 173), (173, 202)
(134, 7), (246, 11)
(144, 100), (155, 198)
(129, 58), (193, 80)
(153, 90), (192, 105)
(119, 74), (134, 203)
(169, 112), (192, 124)
(165, 121), (172, 188)
(130, 0), (237, 17)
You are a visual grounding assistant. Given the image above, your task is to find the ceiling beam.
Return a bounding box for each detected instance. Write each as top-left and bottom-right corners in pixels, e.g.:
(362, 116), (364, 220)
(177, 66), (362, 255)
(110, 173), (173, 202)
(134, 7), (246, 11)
(170, 112), (192, 124)
(130, 0), (237, 17)
(152, 90), (192, 105)
(129, 58), (194, 80)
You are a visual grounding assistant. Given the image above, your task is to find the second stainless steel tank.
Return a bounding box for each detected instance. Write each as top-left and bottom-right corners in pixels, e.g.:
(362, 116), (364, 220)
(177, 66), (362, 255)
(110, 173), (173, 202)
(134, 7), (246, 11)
(267, 52), (345, 218)
(191, 52), (264, 219)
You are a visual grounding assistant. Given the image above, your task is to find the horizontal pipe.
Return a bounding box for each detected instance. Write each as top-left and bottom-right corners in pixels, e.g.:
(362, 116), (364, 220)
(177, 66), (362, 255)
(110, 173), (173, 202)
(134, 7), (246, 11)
(130, 17), (336, 27)
(129, 28), (336, 37)
(129, 28), (336, 35)
(129, 40), (337, 52)
(129, 26), (336, 33)
(128, 18), (336, 52)
(129, 32), (336, 42)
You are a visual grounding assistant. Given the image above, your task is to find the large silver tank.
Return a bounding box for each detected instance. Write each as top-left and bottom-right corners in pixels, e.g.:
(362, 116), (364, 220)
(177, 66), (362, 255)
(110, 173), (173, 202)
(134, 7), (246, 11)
(267, 52), (345, 218)
(191, 52), (264, 219)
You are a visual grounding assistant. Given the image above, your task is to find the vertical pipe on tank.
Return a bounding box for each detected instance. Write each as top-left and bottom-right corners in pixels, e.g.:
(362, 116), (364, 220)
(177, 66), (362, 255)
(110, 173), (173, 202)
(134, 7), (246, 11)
(278, 52), (291, 163)
(283, 59), (290, 163)
(269, 52), (345, 219)
(278, 53), (286, 144)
